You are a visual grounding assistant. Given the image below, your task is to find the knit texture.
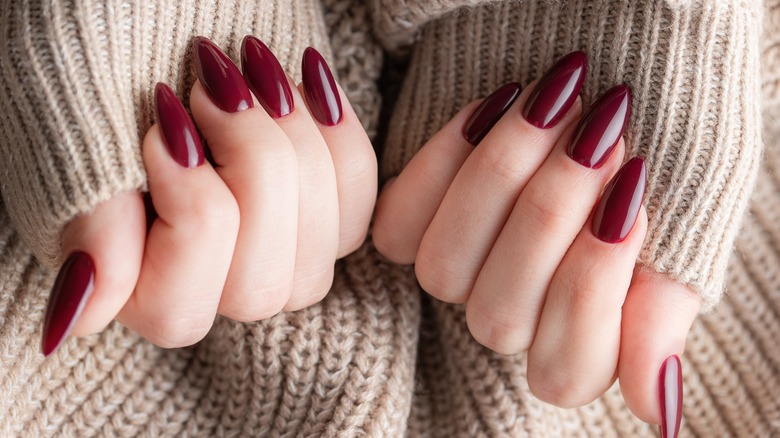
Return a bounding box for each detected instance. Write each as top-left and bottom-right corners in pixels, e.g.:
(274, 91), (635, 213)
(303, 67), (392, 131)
(1, 0), (779, 436)
(377, 0), (764, 311)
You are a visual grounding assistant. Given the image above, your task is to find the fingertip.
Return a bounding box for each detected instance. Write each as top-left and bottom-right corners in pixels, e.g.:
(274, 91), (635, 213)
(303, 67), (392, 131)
(57, 191), (146, 340)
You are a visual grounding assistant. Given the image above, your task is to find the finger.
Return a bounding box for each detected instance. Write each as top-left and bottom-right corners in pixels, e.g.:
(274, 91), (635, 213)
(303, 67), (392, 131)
(298, 46), (378, 258)
(467, 85), (631, 354)
(619, 267), (701, 430)
(42, 191), (145, 356)
(524, 199), (647, 408)
(117, 83), (239, 348)
(271, 46), (340, 311)
(190, 37), (298, 321)
(373, 83), (521, 264)
(416, 51), (588, 304)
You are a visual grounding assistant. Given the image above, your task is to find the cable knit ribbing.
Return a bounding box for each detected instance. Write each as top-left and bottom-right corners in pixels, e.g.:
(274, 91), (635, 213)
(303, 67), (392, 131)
(379, 0), (764, 310)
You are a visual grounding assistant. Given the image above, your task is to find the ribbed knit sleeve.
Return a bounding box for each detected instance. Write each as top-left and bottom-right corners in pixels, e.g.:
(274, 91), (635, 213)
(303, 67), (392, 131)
(372, 0), (764, 311)
(0, 0), (333, 269)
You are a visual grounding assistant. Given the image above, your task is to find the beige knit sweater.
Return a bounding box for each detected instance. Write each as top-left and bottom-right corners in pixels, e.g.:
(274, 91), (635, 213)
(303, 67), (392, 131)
(0, 0), (778, 436)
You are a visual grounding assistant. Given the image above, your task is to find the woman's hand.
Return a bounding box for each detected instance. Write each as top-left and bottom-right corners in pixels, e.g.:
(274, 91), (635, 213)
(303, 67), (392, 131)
(372, 52), (700, 433)
(42, 38), (376, 352)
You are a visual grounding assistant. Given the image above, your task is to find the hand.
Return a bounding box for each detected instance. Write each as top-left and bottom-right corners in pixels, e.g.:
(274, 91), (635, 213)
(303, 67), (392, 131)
(42, 38), (376, 352)
(373, 52), (700, 433)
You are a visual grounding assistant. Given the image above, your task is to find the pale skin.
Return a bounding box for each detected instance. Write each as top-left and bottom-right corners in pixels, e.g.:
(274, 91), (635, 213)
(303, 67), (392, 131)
(58, 63), (700, 427)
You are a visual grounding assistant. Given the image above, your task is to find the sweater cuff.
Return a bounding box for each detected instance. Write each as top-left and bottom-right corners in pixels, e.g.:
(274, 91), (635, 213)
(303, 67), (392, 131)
(378, 0), (763, 311)
(0, 0), (334, 269)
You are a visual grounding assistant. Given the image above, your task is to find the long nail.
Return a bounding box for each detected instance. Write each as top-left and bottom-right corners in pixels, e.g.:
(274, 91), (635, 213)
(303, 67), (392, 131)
(41, 251), (96, 356)
(241, 36), (294, 118)
(155, 83), (205, 168)
(591, 157), (646, 243)
(301, 47), (342, 126)
(192, 37), (253, 113)
(463, 82), (522, 145)
(659, 355), (683, 438)
(568, 84), (632, 168)
(523, 51), (588, 129)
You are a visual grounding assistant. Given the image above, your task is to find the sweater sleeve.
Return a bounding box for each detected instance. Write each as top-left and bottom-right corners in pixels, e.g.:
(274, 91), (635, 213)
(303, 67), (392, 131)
(0, 0), (334, 269)
(371, 0), (764, 311)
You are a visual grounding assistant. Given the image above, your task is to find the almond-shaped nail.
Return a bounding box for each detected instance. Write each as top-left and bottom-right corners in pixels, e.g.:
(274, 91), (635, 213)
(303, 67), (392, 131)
(155, 83), (205, 168)
(192, 37), (253, 113)
(463, 82), (522, 145)
(523, 51), (588, 129)
(659, 355), (683, 438)
(41, 251), (96, 356)
(591, 157), (646, 243)
(301, 47), (342, 126)
(241, 35), (294, 118)
(568, 84), (632, 168)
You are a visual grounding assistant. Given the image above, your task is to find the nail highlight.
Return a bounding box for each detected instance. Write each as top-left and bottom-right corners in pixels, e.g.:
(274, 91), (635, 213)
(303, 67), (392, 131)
(41, 251), (96, 356)
(659, 355), (683, 438)
(523, 51), (588, 129)
(241, 36), (294, 118)
(301, 47), (342, 126)
(155, 83), (205, 168)
(463, 82), (522, 145)
(591, 157), (646, 243)
(568, 84), (632, 168)
(192, 37), (253, 113)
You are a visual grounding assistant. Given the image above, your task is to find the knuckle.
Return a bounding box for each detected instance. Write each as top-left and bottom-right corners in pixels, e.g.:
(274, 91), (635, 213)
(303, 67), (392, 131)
(373, 217), (415, 264)
(414, 250), (470, 303)
(527, 361), (600, 408)
(466, 303), (533, 354)
(551, 273), (602, 314)
(180, 191), (240, 235)
(285, 267), (335, 312)
(221, 285), (291, 322)
(147, 316), (213, 348)
(517, 184), (571, 234)
(477, 145), (531, 184)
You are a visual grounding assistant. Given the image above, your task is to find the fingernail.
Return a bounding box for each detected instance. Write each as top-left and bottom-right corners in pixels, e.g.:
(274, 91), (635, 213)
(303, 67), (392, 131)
(591, 157), (646, 243)
(192, 37), (253, 113)
(523, 51), (588, 129)
(41, 251), (96, 356)
(568, 84), (632, 168)
(241, 36), (294, 118)
(155, 83), (205, 168)
(301, 47), (342, 126)
(659, 355), (683, 438)
(463, 82), (522, 145)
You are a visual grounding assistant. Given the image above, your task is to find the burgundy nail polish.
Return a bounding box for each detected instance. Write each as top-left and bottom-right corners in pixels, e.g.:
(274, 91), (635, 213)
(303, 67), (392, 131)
(241, 36), (294, 118)
(301, 47), (342, 126)
(659, 355), (683, 438)
(523, 51), (588, 129)
(463, 82), (522, 146)
(41, 251), (95, 356)
(591, 157), (646, 243)
(568, 84), (632, 168)
(192, 37), (253, 113)
(155, 83), (205, 168)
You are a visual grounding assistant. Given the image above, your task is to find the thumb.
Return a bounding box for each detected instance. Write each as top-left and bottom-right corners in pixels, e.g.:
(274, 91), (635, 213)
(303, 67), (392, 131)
(618, 266), (701, 436)
(42, 191), (145, 356)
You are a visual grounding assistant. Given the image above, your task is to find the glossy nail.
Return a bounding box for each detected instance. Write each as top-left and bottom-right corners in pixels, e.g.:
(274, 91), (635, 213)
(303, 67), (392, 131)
(241, 36), (294, 118)
(41, 251), (96, 356)
(523, 51), (588, 129)
(192, 37), (253, 113)
(659, 355), (683, 438)
(155, 83), (205, 168)
(591, 157), (646, 243)
(301, 47), (342, 126)
(568, 84), (632, 168)
(463, 83), (522, 145)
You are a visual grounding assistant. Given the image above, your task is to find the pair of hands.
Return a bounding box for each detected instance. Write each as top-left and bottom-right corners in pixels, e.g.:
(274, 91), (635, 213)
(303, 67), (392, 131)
(44, 38), (698, 428)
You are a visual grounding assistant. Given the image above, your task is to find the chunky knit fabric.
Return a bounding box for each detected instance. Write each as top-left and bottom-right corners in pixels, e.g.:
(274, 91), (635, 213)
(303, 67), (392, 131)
(0, 0), (778, 436)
